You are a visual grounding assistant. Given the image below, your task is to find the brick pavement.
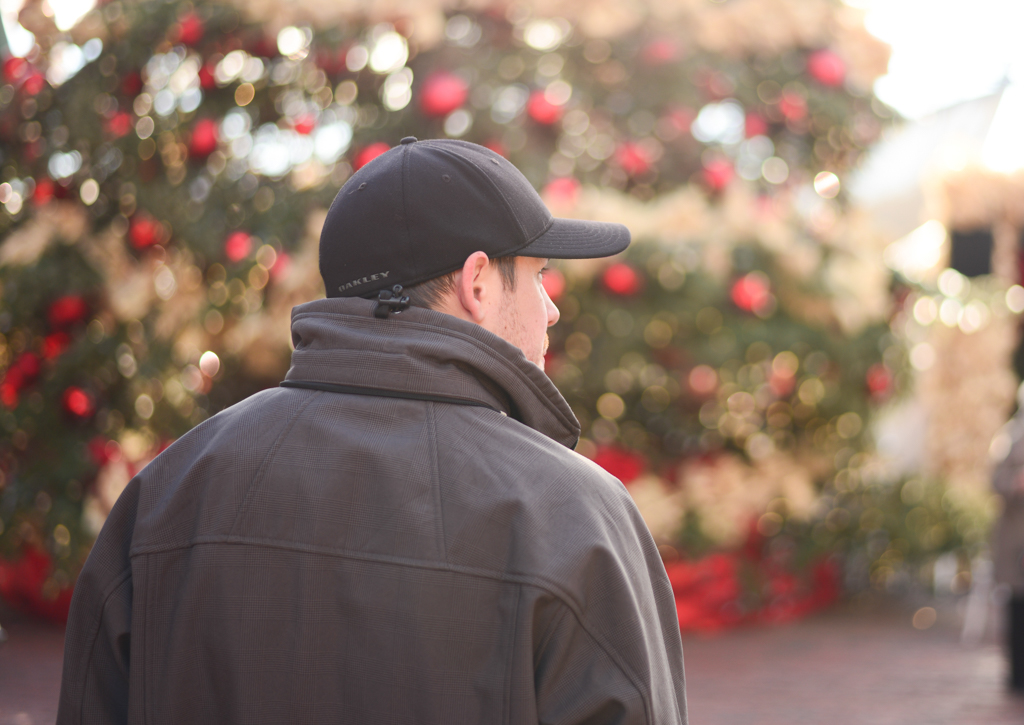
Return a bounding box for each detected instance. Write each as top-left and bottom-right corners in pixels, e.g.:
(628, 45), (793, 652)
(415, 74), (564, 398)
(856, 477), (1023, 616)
(0, 613), (63, 725)
(1, 599), (1022, 725)
(680, 601), (1024, 725)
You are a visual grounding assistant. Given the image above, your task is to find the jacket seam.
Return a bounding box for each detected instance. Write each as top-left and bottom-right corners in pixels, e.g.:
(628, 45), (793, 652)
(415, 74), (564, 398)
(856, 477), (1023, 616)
(281, 379), (499, 412)
(74, 566), (133, 725)
(228, 392), (320, 536)
(503, 583), (521, 725)
(534, 595), (571, 656)
(426, 403), (448, 564)
(140, 553), (148, 725)
(127, 536), (651, 719)
(556, 598), (652, 724)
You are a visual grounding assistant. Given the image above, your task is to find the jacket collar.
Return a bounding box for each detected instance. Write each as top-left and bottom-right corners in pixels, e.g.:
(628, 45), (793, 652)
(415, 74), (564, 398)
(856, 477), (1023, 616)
(285, 297), (581, 449)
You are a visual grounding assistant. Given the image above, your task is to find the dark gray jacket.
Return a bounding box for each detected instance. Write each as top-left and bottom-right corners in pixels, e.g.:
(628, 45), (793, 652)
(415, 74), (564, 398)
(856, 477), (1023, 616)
(57, 297), (687, 724)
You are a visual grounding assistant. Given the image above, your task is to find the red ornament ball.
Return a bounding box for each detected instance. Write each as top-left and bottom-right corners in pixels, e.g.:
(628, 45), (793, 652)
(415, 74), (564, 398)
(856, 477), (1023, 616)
(0, 380), (17, 409)
(16, 352), (39, 379)
(527, 91), (563, 125)
(88, 437), (123, 467)
(269, 251), (291, 280)
(292, 114), (317, 135)
(745, 113), (768, 138)
(224, 231), (253, 263)
(129, 214), (161, 249)
(22, 72), (45, 96)
(592, 446), (646, 485)
(3, 56), (27, 83)
(615, 143), (652, 177)
(106, 112), (133, 138)
(688, 365), (719, 396)
(807, 50), (846, 88)
(664, 106), (695, 136)
(419, 72), (469, 118)
(189, 119), (219, 159)
(63, 387), (95, 419)
(768, 370), (796, 398)
(48, 295), (89, 328)
(42, 332), (70, 360)
(702, 159), (734, 192)
(542, 177), (580, 208)
(483, 139), (508, 158)
(641, 38), (681, 66)
(5, 353), (40, 388)
(866, 363), (893, 398)
(176, 12), (205, 46)
(779, 92), (807, 122)
(198, 62), (217, 90)
(0, 547), (74, 623)
(121, 71), (143, 97)
(730, 272), (771, 313)
(33, 178), (55, 206)
(354, 142), (391, 170)
(0, 352), (40, 408)
(247, 36), (278, 60)
(602, 263), (642, 296)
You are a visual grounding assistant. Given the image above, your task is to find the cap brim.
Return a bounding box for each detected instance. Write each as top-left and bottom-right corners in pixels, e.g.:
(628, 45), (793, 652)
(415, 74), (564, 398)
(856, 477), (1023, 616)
(515, 217), (631, 260)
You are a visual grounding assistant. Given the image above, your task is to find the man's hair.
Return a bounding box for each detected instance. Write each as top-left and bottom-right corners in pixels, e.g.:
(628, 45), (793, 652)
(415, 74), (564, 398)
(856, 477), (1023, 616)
(404, 255), (518, 310)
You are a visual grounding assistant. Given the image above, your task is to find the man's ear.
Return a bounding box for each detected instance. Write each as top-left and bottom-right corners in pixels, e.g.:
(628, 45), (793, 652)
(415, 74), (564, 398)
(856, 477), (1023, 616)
(454, 251), (492, 324)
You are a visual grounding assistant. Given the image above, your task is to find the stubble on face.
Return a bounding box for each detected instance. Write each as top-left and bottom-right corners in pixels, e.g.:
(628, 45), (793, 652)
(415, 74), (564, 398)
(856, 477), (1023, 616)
(497, 285), (548, 369)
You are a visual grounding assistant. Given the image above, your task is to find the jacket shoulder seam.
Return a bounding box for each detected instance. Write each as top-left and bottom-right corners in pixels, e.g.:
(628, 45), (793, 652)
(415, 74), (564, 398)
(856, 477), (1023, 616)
(228, 391), (320, 536)
(70, 566), (133, 725)
(534, 592), (571, 655)
(530, 588), (654, 724)
(125, 536), (654, 720)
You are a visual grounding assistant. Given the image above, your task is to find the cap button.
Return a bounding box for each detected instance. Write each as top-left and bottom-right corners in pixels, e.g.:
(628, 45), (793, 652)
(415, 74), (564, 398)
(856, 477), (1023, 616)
(400, 136), (418, 145)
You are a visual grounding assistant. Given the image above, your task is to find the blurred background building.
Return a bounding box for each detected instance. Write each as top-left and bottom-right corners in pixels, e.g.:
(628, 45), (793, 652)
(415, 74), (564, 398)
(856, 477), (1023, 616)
(0, 0), (1021, 634)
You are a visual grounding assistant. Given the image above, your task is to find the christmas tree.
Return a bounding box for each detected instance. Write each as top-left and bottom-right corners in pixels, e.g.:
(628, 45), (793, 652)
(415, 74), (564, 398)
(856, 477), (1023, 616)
(0, 0), (994, 625)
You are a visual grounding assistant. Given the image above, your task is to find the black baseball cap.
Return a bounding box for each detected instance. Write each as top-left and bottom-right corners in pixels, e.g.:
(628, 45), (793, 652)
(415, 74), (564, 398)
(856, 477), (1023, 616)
(320, 137), (630, 298)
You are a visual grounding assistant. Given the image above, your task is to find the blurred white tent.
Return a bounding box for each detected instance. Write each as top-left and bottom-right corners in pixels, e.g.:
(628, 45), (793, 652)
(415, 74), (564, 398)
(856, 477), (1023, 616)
(848, 89), (1006, 241)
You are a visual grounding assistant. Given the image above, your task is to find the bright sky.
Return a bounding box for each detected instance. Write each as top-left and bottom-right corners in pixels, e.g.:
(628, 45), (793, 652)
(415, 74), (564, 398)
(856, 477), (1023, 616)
(849, 0), (1024, 171)
(853, 0), (1024, 119)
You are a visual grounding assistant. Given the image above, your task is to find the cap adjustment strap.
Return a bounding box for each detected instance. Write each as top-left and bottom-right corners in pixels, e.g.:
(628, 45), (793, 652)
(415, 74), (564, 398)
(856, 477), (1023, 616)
(373, 285), (410, 319)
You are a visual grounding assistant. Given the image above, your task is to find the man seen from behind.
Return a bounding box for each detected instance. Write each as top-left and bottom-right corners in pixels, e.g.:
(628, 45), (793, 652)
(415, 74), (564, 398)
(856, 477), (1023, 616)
(57, 137), (688, 725)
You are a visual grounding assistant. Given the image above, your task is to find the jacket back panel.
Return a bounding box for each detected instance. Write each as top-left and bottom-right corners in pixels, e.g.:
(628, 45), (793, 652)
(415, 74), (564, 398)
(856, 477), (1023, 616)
(127, 388), (538, 723)
(62, 377), (684, 724)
